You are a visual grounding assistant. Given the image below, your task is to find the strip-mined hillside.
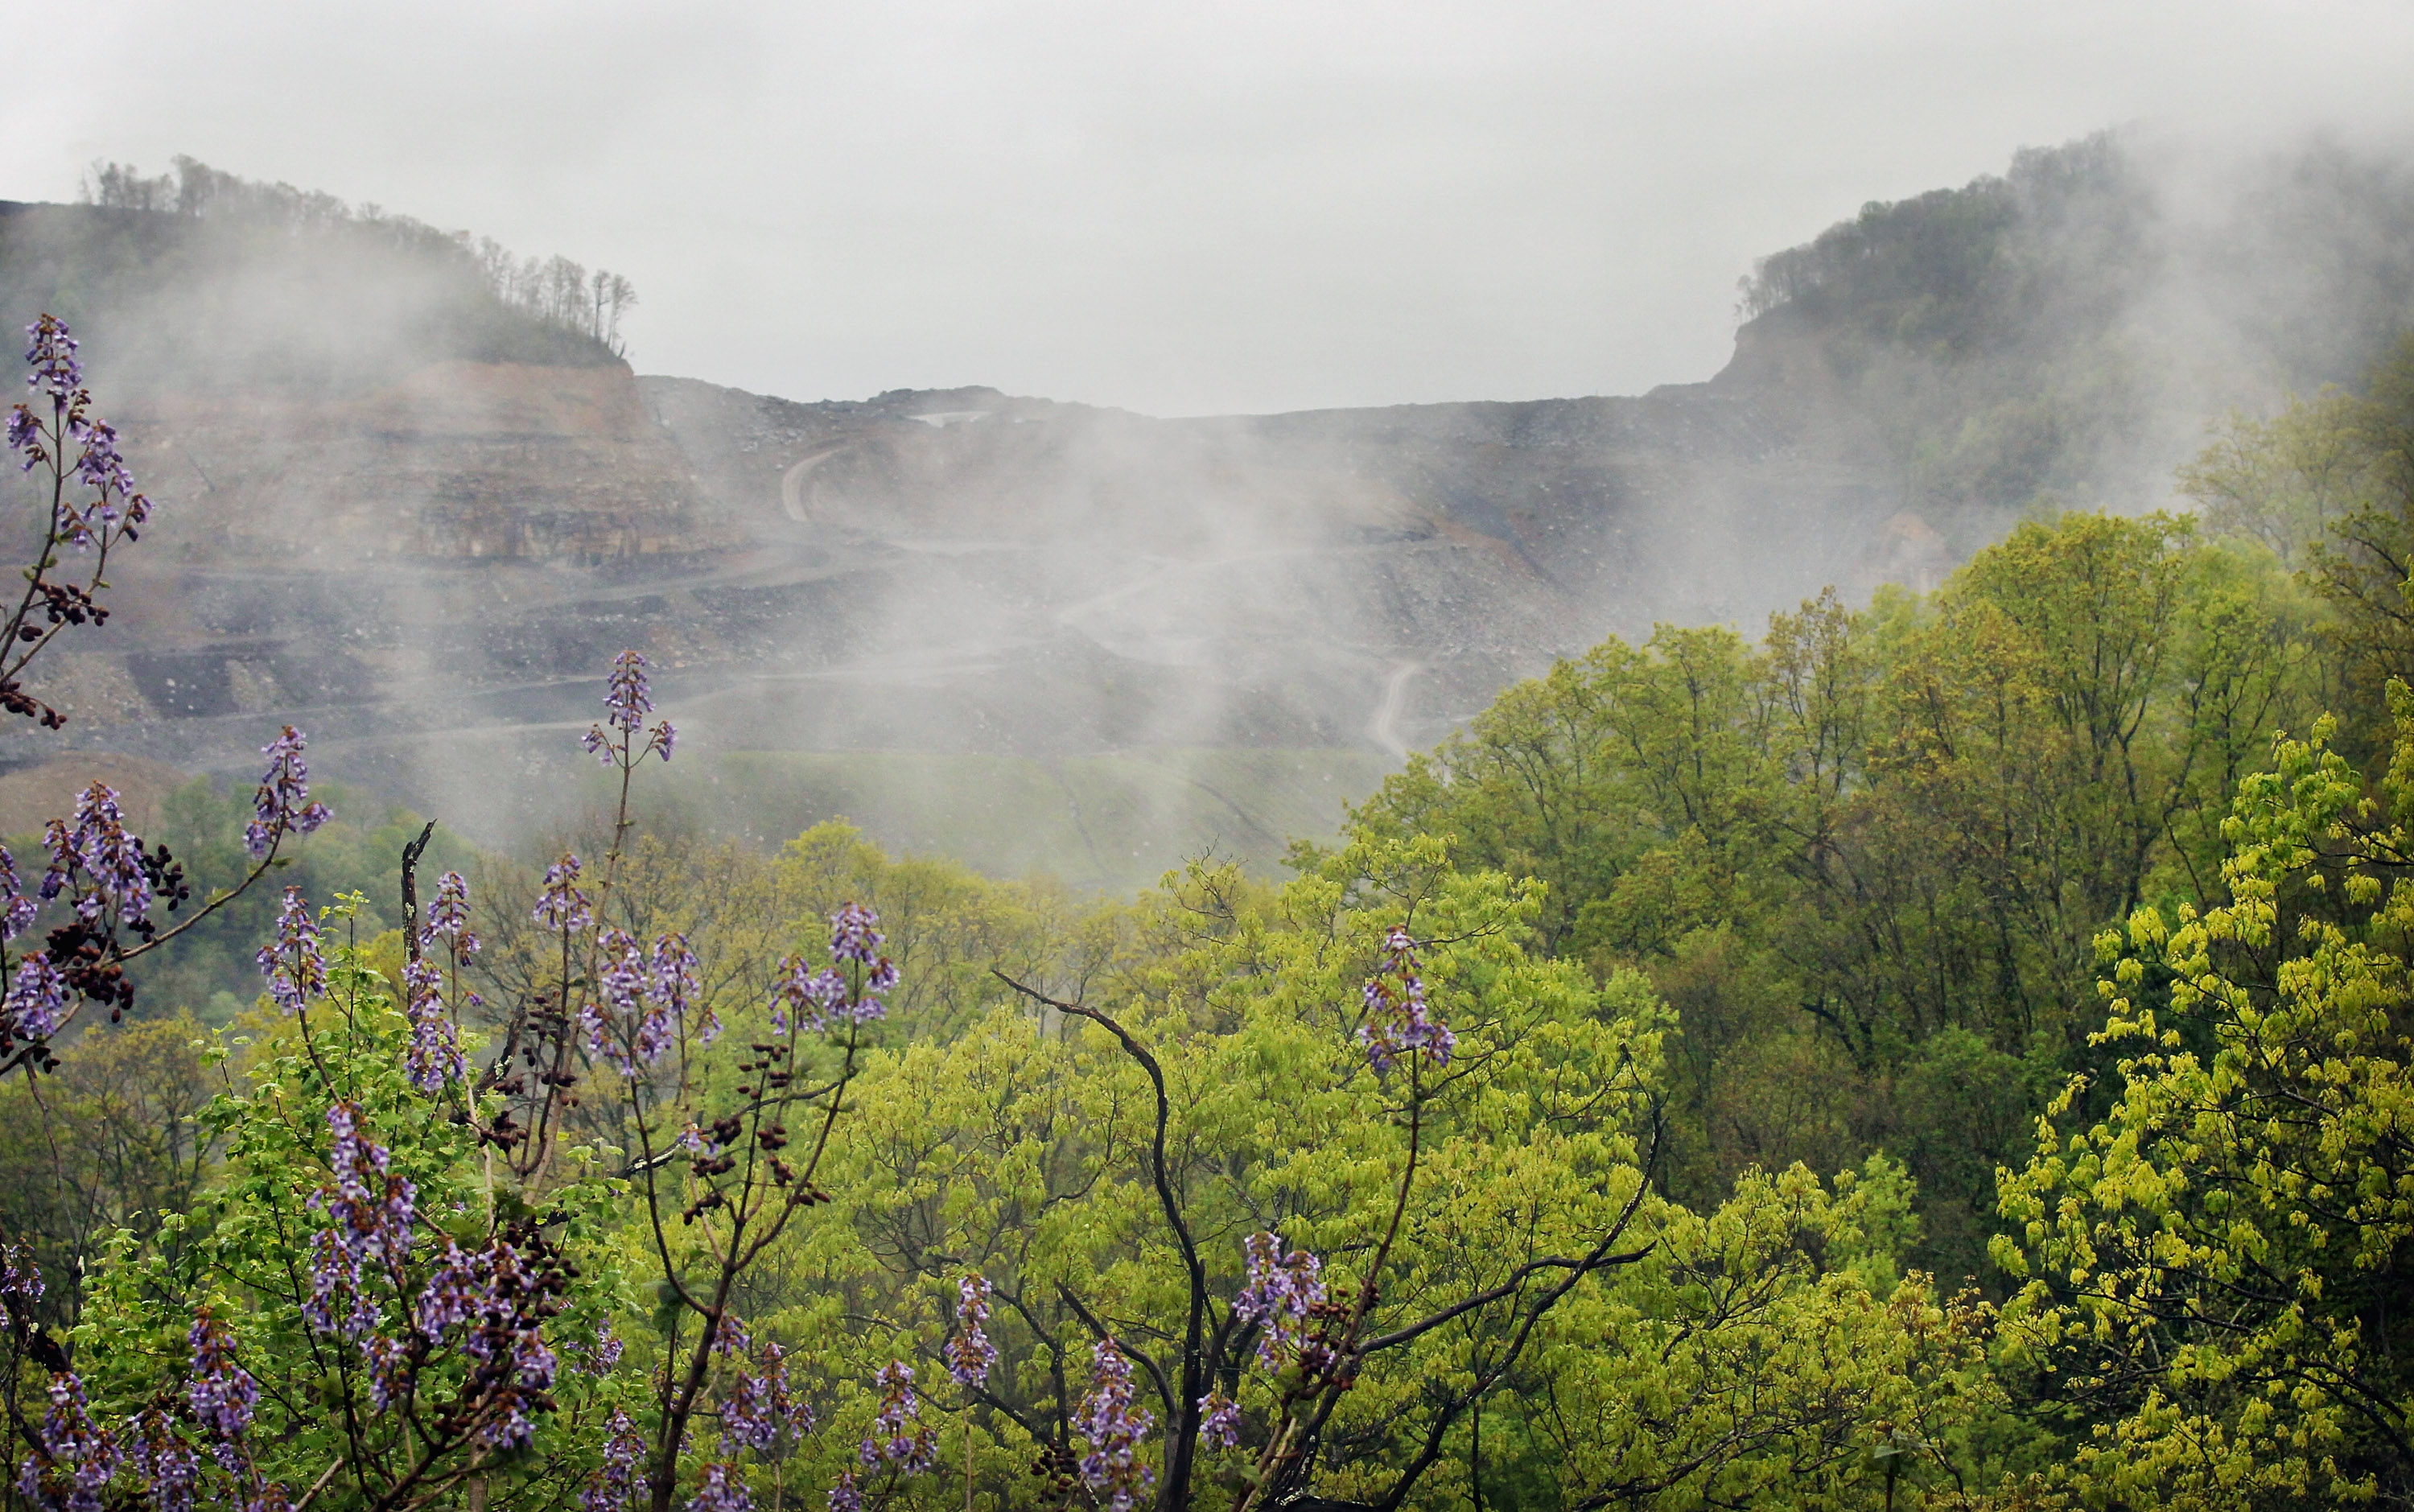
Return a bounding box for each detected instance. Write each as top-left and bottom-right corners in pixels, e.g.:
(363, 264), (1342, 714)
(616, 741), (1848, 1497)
(2, 133), (2411, 885)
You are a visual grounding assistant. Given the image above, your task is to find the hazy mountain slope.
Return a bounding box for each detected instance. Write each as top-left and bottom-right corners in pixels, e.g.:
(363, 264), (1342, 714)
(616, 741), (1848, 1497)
(1, 132), (2409, 884)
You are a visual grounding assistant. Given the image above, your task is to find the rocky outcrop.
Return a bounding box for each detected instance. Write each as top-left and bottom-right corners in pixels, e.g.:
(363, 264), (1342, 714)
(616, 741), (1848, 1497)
(120, 360), (731, 566)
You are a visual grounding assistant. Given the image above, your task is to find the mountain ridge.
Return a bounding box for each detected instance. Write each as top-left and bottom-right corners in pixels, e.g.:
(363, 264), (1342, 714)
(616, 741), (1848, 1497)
(2, 131), (2409, 883)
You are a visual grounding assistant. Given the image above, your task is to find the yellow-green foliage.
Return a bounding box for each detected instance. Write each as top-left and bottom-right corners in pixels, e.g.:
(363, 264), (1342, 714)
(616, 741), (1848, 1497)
(1994, 684), (2414, 1508)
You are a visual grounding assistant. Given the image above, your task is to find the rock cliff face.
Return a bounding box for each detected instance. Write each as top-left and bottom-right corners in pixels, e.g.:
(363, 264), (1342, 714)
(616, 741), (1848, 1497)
(130, 361), (728, 566)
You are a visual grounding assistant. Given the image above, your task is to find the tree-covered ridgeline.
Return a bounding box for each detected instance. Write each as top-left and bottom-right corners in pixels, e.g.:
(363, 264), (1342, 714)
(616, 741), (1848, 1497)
(7, 329), (2414, 1510)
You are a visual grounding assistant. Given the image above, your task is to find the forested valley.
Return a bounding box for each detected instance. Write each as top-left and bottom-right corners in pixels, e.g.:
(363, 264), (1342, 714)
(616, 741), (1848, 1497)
(6, 140), (2414, 1511)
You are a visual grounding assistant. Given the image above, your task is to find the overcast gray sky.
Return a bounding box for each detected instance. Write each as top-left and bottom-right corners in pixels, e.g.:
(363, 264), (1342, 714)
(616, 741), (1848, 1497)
(7, 1), (2412, 415)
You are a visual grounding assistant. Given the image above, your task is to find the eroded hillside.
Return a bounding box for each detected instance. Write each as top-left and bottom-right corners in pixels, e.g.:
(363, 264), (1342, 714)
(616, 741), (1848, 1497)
(4, 132), (2412, 885)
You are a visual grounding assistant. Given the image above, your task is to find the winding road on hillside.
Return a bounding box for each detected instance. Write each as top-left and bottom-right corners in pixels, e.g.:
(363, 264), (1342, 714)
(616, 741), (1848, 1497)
(1370, 661), (1421, 760)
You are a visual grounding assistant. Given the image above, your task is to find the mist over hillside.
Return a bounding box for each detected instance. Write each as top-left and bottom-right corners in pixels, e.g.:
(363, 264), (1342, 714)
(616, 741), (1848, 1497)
(3, 131), (2411, 888)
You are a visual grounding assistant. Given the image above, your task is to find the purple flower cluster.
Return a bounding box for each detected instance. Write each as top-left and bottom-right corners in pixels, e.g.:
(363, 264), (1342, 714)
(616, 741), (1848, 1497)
(23, 316), (80, 402)
(721, 1341), (811, 1455)
(125, 1410), (200, 1512)
(41, 782), (150, 929)
(586, 926), (712, 1073)
(0, 846), (39, 941)
(686, 1462), (752, 1512)
(426, 870), (478, 954)
(580, 1409), (646, 1512)
(533, 853), (595, 934)
(583, 649), (676, 766)
(401, 958), (463, 1094)
(584, 927), (644, 1073)
(3, 406), (36, 470)
(829, 902), (882, 964)
(6, 956), (68, 1042)
(8, 319), (153, 547)
(770, 904), (897, 1034)
(71, 419), (133, 505)
(569, 1316), (625, 1374)
(1234, 1233), (1327, 1367)
(826, 1472), (862, 1512)
(1357, 926), (1452, 1075)
(945, 1273), (996, 1390)
(1073, 1338), (1156, 1512)
(414, 1238), (483, 1338)
(653, 930), (713, 1045)
(187, 1309), (260, 1440)
(244, 727), (332, 859)
(1196, 1390), (1241, 1451)
(254, 888), (327, 1015)
(409, 1234), (561, 1446)
(303, 1103), (416, 1339)
(0, 1241), (44, 1309)
(712, 1311), (752, 1358)
(403, 870), (480, 1090)
(859, 1360), (937, 1473)
(15, 1370), (118, 1512)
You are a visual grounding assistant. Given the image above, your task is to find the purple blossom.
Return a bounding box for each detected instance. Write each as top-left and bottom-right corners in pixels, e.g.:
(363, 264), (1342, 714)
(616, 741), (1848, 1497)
(786, 904), (898, 1028)
(6, 405), (41, 471)
(1234, 1233), (1327, 1367)
(829, 902), (883, 964)
(1197, 1390), (1241, 1451)
(6, 955), (68, 1042)
(533, 854), (593, 933)
(1073, 1338), (1156, 1512)
(1357, 926), (1452, 1075)
(0, 1242), (43, 1309)
(416, 1238), (481, 1337)
(571, 1316), (625, 1374)
(255, 888), (326, 1014)
(586, 649), (676, 765)
(402, 958), (463, 1094)
(404, 1236), (561, 1451)
(24, 317), (82, 401)
(826, 1473), (861, 1512)
(604, 649), (653, 728)
(650, 929), (711, 1044)
(598, 927), (644, 1011)
(303, 1102), (414, 1340)
(770, 956), (847, 1036)
(720, 1367), (776, 1453)
(244, 727), (332, 859)
(859, 1360), (937, 1473)
(711, 1311), (752, 1359)
(0, 847), (38, 941)
(582, 1410), (646, 1512)
(125, 1411), (199, 1512)
(596, 922), (705, 1067)
(17, 1370), (117, 1512)
(591, 928), (711, 1069)
(187, 1309), (259, 1439)
(686, 1463), (752, 1512)
(41, 782), (151, 929)
(424, 871), (478, 955)
(364, 1333), (413, 1413)
(946, 1273), (996, 1390)
(69, 419), (134, 505)
(721, 1340), (814, 1457)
